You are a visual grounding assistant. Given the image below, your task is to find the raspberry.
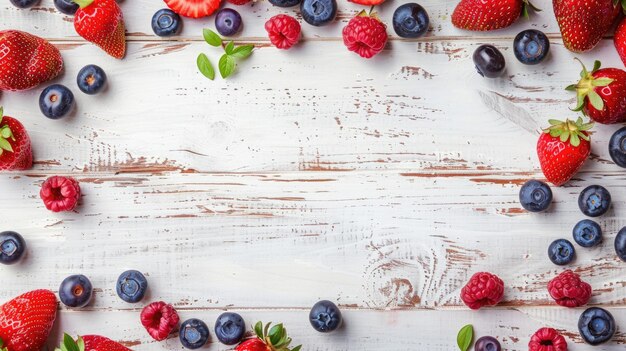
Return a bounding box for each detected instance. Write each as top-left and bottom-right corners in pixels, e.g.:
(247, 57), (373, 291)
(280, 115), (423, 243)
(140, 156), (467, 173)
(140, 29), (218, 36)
(40, 176), (81, 212)
(342, 12), (388, 59)
(265, 14), (301, 50)
(548, 270), (591, 307)
(460, 272), (504, 310)
(528, 327), (568, 351)
(228, 0), (251, 5)
(140, 301), (179, 341)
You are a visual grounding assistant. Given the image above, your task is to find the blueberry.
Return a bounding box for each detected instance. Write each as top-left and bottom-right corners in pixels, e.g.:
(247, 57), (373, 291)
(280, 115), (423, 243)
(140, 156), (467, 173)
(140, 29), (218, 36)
(59, 274), (93, 308)
(578, 185), (611, 217)
(215, 8), (242, 37)
(180, 318), (210, 349)
(151, 9), (181, 37)
(0, 231), (26, 265)
(116, 270), (148, 303)
(392, 3), (429, 38)
(77, 65), (107, 95)
(39, 84), (74, 119)
(519, 180), (552, 212)
(215, 312), (245, 345)
(473, 45), (505, 78)
(578, 307), (616, 345)
(53, 0), (78, 14)
(10, 0), (39, 8)
(474, 336), (501, 351)
(513, 29), (549, 65)
(301, 0), (337, 27)
(268, 0), (301, 7)
(548, 239), (575, 265)
(608, 126), (626, 168)
(309, 300), (342, 333)
(572, 219), (602, 248)
(615, 227), (626, 262)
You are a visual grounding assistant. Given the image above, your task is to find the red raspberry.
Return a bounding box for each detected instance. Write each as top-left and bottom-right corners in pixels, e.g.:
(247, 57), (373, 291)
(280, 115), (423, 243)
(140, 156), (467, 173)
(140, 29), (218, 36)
(460, 272), (504, 310)
(548, 270), (591, 308)
(40, 176), (81, 212)
(528, 327), (568, 351)
(265, 14), (301, 50)
(342, 12), (388, 59)
(228, 0), (251, 4)
(140, 301), (179, 341)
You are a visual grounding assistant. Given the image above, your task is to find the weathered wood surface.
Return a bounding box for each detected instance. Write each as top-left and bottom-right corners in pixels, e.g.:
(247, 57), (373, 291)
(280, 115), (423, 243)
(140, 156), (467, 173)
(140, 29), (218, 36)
(1, 0), (625, 350)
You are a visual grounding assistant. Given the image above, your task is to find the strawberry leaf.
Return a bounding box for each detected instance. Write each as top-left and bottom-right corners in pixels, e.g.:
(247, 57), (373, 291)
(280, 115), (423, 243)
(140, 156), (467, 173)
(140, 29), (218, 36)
(1, 127), (11, 139)
(291, 346), (302, 351)
(254, 321), (264, 339)
(565, 84), (577, 91)
(0, 138), (13, 153)
(203, 29), (222, 47)
(197, 53), (215, 80)
(560, 130), (570, 142)
(587, 90), (605, 110)
(0, 106), (3, 124)
(548, 119), (562, 125)
(570, 132), (580, 147)
(231, 45), (254, 59)
(550, 128), (563, 137)
(457, 324), (473, 351)
(592, 60), (601, 73)
(591, 77), (613, 87)
(264, 322), (271, 337)
(76, 336), (85, 351)
(63, 334), (80, 351)
(224, 41), (235, 55)
(218, 54), (236, 79)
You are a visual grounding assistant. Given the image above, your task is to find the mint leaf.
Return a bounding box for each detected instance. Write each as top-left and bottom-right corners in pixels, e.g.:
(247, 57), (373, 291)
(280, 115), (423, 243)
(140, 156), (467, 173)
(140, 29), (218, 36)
(197, 53), (215, 80)
(231, 44), (254, 59)
(203, 29), (222, 47)
(219, 54), (236, 79)
(457, 324), (473, 351)
(225, 41), (235, 55)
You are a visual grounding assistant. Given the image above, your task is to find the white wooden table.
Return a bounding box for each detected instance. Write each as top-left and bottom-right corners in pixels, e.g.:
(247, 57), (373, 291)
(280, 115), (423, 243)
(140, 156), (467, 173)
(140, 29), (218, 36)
(2, 0), (625, 350)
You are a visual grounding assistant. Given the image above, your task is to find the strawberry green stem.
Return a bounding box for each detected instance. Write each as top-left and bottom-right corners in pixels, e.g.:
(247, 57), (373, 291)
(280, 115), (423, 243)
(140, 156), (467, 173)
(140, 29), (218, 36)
(72, 0), (94, 9)
(543, 117), (593, 147)
(566, 58), (613, 112)
(0, 107), (15, 156)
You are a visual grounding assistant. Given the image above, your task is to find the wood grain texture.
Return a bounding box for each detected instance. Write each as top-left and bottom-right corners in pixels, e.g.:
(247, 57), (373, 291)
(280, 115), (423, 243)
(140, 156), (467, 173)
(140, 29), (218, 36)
(1, 0), (625, 350)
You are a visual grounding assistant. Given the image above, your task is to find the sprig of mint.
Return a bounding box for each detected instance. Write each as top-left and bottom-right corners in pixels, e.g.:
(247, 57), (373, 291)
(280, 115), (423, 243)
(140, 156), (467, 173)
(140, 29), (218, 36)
(197, 29), (254, 80)
(457, 324), (474, 351)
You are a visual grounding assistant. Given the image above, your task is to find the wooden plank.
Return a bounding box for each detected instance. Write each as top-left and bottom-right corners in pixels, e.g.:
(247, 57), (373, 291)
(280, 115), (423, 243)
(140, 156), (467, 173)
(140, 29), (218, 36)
(2, 0), (567, 41)
(0, 39), (624, 173)
(0, 171), (624, 309)
(46, 308), (626, 350)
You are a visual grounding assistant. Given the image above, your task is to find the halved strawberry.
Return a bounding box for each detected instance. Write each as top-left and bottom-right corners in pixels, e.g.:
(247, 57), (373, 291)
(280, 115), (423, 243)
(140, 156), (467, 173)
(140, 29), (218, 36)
(164, 0), (221, 18)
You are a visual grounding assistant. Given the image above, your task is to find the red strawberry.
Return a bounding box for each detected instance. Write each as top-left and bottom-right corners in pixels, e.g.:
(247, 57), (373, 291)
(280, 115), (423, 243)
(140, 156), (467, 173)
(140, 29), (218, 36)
(0, 30), (63, 91)
(0, 290), (57, 351)
(452, 0), (540, 31)
(342, 10), (388, 59)
(554, 0), (621, 53)
(73, 0), (126, 59)
(537, 118), (592, 186)
(615, 17), (626, 66)
(235, 322), (301, 351)
(567, 60), (626, 124)
(227, 0), (251, 5)
(164, 0), (221, 18)
(348, 0), (385, 5)
(0, 107), (33, 171)
(56, 334), (131, 351)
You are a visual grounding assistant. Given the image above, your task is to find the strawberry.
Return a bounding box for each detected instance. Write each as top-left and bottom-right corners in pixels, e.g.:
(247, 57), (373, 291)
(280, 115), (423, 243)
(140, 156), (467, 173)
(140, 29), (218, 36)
(235, 322), (301, 351)
(451, 0), (540, 31)
(615, 17), (626, 66)
(0, 30), (63, 91)
(164, 0), (221, 18)
(73, 0), (126, 59)
(566, 59), (626, 124)
(348, 0), (385, 5)
(0, 107), (33, 171)
(55, 334), (131, 351)
(554, 0), (621, 53)
(537, 118), (592, 186)
(0, 290), (57, 351)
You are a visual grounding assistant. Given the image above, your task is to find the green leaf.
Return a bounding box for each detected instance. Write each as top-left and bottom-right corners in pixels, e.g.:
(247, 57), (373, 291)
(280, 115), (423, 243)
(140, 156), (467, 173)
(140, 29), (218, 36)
(219, 54), (236, 79)
(264, 322), (271, 338)
(63, 334), (79, 351)
(592, 60), (601, 72)
(565, 84), (577, 91)
(254, 322), (264, 339)
(196, 53), (215, 80)
(570, 132), (580, 147)
(231, 44), (254, 59)
(0, 106), (3, 124)
(549, 128), (563, 137)
(291, 345), (302, 351)
(575, 116), (583, 125)
(224, 41), (235, 55)
(588, 90), (605, 110)
(203, 29), (222, 47)
(1, 128), (11, 139)
(560, 130), (570, 142)
(548, 119), (562, 125)
(457, 324), (473, 351)
(76, 336), (84, 351)
(269, 324), (283, 345)
(591, 77), (613, 87)
(0, 138), (13, 153)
